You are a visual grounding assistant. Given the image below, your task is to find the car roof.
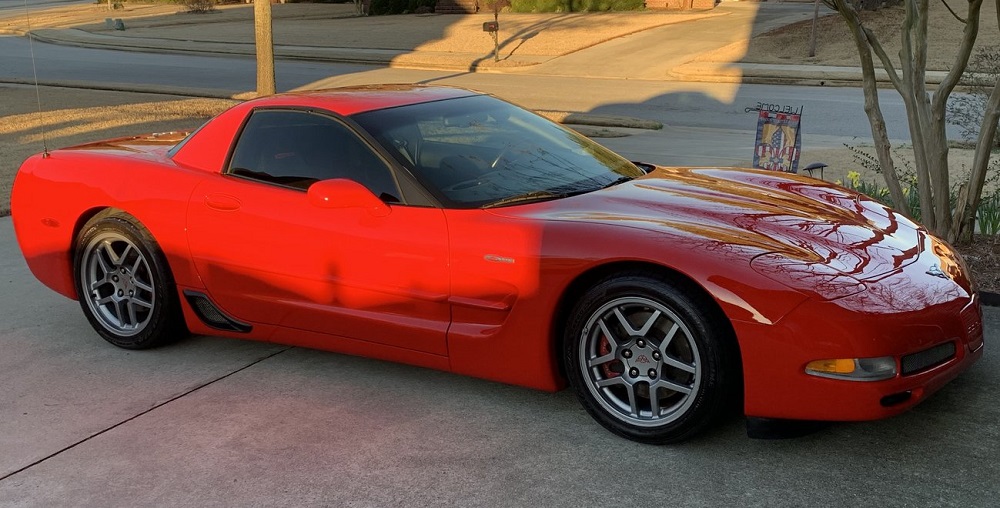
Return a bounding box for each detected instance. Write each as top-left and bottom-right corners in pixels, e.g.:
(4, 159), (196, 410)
(245, 85), (481, 116)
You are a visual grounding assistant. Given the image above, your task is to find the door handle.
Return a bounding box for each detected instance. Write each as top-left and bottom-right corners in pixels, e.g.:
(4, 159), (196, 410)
(205, 193), (241, 212)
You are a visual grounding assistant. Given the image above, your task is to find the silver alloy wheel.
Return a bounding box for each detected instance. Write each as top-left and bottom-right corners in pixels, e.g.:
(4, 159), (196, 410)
(79, 231), (156, 337)
(578, 296), (701, 427)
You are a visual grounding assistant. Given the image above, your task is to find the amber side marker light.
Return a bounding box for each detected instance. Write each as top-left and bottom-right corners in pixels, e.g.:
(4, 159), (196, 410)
(805, 357), (896, 381)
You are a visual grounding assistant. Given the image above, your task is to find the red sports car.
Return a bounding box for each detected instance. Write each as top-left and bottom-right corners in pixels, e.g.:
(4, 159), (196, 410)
(12, 85), (984, 443)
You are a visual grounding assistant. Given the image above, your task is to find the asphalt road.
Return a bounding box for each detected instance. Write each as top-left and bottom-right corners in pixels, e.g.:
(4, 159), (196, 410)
(0, 33), (964, 147)
(0, 215), (997, 507)
(0, 0), (87, 13)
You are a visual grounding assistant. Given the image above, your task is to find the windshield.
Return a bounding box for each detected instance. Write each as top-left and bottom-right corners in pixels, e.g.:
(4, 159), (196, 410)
(351, 94), (644, 208)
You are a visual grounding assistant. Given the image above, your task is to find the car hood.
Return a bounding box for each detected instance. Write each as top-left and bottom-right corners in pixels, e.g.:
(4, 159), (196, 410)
(492, 166), (924, 281)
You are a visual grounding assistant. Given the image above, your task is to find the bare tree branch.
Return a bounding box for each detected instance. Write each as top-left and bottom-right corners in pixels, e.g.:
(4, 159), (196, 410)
(938, 0), (967, 23)
(932, 0), (982, 112)
(862, 26), (903, 90)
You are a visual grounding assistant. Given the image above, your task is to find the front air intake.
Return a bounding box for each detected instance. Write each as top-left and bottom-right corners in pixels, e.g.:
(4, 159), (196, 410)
(183, 291), (252, 333)
(900, 342), (956, 376)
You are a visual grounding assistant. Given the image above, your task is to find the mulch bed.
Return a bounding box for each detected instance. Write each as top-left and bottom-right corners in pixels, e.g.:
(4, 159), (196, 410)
(956, 234), (1000, 300)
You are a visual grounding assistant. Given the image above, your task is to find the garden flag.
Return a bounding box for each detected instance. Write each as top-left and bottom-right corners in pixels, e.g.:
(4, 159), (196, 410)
(753, 110), (802, 173)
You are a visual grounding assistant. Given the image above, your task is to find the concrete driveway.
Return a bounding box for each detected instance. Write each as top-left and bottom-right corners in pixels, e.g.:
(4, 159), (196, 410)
(0, 215), (996, 507)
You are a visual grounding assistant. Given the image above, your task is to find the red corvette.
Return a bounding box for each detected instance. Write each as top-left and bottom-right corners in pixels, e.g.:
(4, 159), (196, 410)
(12, 85), (983, 443)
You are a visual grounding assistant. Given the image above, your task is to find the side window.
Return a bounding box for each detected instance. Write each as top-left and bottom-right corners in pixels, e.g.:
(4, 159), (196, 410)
(227, 109), (401, 202)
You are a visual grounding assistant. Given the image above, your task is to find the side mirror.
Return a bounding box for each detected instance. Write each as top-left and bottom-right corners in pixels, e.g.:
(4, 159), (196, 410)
(308, 179), (390, 217)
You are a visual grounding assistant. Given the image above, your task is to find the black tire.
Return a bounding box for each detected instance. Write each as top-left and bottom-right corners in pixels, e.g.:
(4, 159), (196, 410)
(73, 212), (186, 349)
(563, 272), (738, 444)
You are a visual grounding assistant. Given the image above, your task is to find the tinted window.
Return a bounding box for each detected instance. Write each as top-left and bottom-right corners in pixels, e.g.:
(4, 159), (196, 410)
(352, 95), (642, 208)
(228, 109), (400, 202)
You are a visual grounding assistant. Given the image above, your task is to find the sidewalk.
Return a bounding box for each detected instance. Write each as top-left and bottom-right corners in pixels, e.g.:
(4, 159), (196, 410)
(0, 1), (889, 84)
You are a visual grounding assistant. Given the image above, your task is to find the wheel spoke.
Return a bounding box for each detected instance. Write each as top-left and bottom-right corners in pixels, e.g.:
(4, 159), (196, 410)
(90, 274), (111, 290)
(96, 245), (114, 275)
(113, 300), (126, 324)
(653, 378), (692, 395)
(659, 322), (679, 351)
(131, 254), (144, 275)
(95, 295), (115, 306)
(597, 319), (621, 349)
(623, 382), (639, 416)
(635, 309), (662, 336)
(132, 297), (153, 309)
(119, 244), (133, 267)
(612, 308), (637, 335)
(649, 385), (661, 416)
(587, 352), (616, 368)
(101, 241), (121, 266)
(662, 354), (697, 374)
(134, 280), (154, 293)
(126, 300), (138, 327)
(596, 376), (626, 388)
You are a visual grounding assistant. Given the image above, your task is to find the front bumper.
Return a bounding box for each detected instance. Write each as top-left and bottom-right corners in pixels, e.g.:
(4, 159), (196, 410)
(736, 292), (984, 422)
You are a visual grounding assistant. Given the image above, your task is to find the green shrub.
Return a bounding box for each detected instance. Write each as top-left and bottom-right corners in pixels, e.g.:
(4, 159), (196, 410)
(978, 191), (1000, 236)
(509, 0), (642, 12)
(183, 0), (214, 13)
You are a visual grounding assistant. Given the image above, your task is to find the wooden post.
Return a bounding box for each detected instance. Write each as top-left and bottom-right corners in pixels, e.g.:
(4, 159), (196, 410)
(809, 0), (820, 57)
(254, 0), (276, 96)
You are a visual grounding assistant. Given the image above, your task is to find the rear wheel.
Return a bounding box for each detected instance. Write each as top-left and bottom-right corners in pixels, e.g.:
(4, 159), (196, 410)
(74, 213), (184, 349)
(564, 273), (737, 444)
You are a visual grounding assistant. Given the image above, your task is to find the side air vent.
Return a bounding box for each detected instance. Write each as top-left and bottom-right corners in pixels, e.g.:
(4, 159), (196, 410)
(183, 291), (252, 333)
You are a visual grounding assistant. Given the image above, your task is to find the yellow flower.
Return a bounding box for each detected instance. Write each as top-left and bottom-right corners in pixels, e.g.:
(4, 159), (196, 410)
(846, 171), (861, 188)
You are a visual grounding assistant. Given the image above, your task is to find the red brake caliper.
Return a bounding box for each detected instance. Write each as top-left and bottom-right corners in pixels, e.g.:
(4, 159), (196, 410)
(599, 336), (619, 379)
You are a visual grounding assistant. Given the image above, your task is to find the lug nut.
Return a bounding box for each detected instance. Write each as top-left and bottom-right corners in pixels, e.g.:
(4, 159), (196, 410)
(629, 368), (639, 377)
(637, 339), (646, 348)
(117, 290), (124, 297)
(112, 275), (119, 282)
(128, 290), (134, 296)
(622, 349), (633, 359)
(648, 369), (657, 379)
(121, 267), (127, 274)
(652, 351), (661, 361)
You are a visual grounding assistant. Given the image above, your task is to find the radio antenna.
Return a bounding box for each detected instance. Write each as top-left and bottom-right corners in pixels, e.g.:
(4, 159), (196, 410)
(23, 0), (49, 157)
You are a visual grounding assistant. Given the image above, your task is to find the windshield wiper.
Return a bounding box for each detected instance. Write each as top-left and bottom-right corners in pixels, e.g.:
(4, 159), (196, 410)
(602, 175), (635, 189)
(483, 176), (637, 209)
(482, 190), (583, 208)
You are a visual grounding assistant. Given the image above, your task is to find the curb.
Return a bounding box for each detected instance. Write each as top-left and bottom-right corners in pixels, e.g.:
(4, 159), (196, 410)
(669, 62), (951, 88)
(0, 77), (242, 99)
(20, 28), (545, 73)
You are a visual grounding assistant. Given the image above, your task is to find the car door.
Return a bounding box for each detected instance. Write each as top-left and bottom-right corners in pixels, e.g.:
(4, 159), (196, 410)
(185, 108), (451, 355)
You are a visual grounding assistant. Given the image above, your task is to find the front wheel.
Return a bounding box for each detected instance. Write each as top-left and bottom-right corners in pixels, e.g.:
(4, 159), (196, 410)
(564, 273), (737, 444)
(74, 213), (185, 349)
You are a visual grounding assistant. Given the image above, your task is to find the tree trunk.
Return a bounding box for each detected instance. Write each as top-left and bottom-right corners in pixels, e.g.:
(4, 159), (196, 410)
(832, 0), (910, 215)
(950, 75), (1000, 243)
(254, 0), (276, 97)
(833, 0), (990, 242)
